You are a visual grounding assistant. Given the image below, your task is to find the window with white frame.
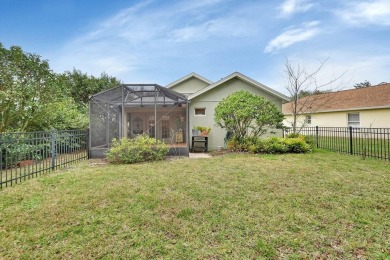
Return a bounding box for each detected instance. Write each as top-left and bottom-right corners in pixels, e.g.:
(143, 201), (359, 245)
(195, 108), (206, 116)
(348, 113), (360, 127)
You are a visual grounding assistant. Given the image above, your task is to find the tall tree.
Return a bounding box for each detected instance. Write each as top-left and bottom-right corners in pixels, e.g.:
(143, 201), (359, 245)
(284, 58), (345, 134)
(57, 69), (121, 109)
(0, 43), (121, 132)
(0, 43), (57, 132)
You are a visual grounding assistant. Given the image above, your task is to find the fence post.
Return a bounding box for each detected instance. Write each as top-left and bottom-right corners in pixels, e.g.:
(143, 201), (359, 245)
(315, 126), (319, 148)
(349, 126), (353, 155)
(86, 128), (90, 159)
(51, 129), (56, 170)
(0, 140), (2, 175)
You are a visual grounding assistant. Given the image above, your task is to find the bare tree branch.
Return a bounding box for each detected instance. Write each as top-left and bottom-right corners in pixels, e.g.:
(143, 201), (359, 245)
(284, 57), (347, 134)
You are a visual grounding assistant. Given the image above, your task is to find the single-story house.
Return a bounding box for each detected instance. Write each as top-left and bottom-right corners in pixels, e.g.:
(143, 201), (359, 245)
(89, 72), (289, 157)
(282, 82), (390, 128)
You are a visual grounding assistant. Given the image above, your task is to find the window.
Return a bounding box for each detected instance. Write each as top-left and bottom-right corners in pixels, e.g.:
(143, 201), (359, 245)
(348, 113), (360, 127)
(305, 115), (312, 125)
(195, 108), (206, 116)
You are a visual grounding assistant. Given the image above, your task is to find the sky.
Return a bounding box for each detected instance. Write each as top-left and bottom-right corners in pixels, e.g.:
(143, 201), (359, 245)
(1, 0), (390, 95)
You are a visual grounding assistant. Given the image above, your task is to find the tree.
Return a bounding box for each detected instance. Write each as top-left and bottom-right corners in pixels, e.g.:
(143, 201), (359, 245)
(27, 98), (89, 131)
(56, 69), (121, 109)
(297, 89), (331, 98)
(214, 90), (284, 140)
(284, 58), (344, 134)
(0, 43), (57, 132)
(0, 43), (121, 132)
(354, 80), (371, 89)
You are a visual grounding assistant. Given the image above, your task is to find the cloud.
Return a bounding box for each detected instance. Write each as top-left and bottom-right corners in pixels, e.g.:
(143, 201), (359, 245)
(264, 21), (320, 53)
(278, 0), (314, 17)
(178, 0), (226, 12)
(169, 17), (256, 43)
(339, 0), (390, 26)
(49, 0), (264, 81)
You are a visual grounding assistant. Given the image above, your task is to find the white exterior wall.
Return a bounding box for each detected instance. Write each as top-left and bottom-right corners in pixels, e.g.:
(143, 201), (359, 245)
(284, 108), (390, 128)
(189, 78), (284, 150)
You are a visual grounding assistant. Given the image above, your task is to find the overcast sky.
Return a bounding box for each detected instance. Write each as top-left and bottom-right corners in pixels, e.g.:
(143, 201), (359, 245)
(2, 0), (390, 94)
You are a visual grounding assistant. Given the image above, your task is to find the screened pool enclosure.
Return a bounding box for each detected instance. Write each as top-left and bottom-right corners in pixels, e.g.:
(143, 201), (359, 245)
(89, 84), (189, 158)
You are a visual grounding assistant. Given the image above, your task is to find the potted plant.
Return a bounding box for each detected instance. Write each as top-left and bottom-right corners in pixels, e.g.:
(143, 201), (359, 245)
(195, 126), (211, 136)
(192, 126), (200, 136)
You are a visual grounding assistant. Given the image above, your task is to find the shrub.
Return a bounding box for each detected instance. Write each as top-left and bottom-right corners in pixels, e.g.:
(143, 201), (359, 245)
(106, 135), (169, 164)
(227, 138), (240, 151)
(1, 141), (48, 169)
(264, 137), (288, 154)
(302, 135), (316, 148)
(286, 133), (316, 149)
(283, 138), (311, 153)
(227, 136), (263, 152)
(247, 138), (265, 154)
(286, 132), (301, 138)
(248, 145), (258, 154)
(226, 135), (312, 154)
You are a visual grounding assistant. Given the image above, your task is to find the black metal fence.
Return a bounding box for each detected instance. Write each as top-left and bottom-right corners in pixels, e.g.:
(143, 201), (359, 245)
(0, 129), (88, 189)
(285, 126), (390, 161)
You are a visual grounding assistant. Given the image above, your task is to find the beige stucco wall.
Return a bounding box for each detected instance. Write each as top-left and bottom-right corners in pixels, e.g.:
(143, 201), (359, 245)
(284, 108), (390, 128)
(169, 77), (210, 96)
(189, 78), (283, 150)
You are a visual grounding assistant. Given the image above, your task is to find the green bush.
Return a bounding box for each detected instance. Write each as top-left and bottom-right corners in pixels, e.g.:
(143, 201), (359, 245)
(286, 133), (316, 149)
(302, 135), (316, 148)
(227, 137), (247, 152)
(264, 137), (288, 154)
(283, 138), (311, 153)
(248, 138), (265, 154)
(1, 141), (48, 169)
(106, 135), (169, 164)
(227, 135), (312, 154)
(227, 136), (263, 152)
(286, 132), (301, 138)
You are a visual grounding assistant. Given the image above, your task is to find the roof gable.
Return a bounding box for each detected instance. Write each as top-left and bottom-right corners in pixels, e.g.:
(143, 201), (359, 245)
(165, 73), (212, 89)
(188, 72), (290, 102)
(282, 83), (390, 114)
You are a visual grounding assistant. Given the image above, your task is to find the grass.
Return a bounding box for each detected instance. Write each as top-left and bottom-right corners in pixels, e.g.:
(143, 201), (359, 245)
(299, 130), (390, 160)
(0, 150), (389, 258)
(1, 151), (87, 188)
(315, 136), (390, 159)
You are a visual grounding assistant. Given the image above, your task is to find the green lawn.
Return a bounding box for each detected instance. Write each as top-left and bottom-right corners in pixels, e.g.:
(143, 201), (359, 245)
(300, 132), (390, 160)
(1, 150), (389, 259)
(315, 136), (390, 159)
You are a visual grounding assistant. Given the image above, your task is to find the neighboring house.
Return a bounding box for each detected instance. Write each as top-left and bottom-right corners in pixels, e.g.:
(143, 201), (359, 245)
(167, 72), (290, 150)
(89, 72), (289, 157)
(282, 83), (390, 128)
